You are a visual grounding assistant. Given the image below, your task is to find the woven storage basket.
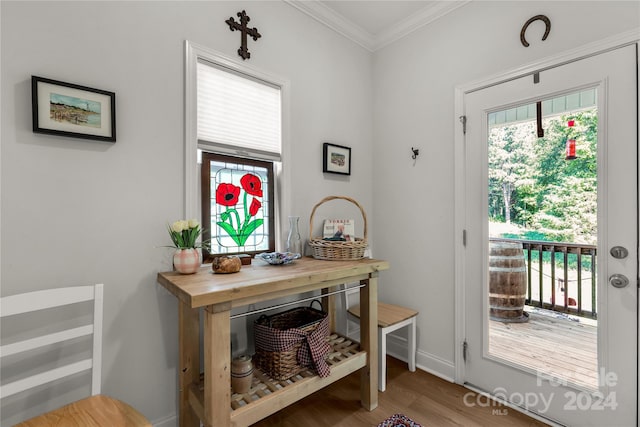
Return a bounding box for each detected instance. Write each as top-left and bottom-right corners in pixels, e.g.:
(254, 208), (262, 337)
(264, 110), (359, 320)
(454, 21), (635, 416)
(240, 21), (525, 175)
(253, 301), (328, 380)
(308, 196), (368, 260)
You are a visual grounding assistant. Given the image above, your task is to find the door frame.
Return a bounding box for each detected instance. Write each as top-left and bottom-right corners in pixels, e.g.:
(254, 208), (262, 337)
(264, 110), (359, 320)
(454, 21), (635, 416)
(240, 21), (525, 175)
(453, 28), (640, 418)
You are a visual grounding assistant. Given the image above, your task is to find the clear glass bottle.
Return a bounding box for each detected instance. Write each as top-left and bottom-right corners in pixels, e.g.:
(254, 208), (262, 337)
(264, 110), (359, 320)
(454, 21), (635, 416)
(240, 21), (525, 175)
(286, 216), (303, 255)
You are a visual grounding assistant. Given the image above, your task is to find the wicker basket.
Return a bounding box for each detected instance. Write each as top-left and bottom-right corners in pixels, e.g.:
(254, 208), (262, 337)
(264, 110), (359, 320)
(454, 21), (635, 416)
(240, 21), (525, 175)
(253, 301), (329, 380)
(308, 196), (368, 260)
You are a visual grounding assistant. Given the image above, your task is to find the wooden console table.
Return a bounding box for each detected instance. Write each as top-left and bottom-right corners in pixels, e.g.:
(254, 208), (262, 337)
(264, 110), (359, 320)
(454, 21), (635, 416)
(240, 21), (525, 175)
(157, 256), (389, 427)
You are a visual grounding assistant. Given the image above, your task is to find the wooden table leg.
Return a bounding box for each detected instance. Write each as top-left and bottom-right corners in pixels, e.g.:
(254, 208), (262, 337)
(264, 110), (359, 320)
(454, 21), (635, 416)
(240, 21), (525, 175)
(359, 274), (378, 410)
(204, 302), (231, 427)
(178, 302), (200, 427)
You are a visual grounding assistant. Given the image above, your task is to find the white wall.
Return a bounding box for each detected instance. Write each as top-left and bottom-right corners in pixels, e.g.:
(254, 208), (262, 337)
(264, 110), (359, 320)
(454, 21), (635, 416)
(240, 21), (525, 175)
(372, 1), (639, 378)
(0, 1), (373, 424)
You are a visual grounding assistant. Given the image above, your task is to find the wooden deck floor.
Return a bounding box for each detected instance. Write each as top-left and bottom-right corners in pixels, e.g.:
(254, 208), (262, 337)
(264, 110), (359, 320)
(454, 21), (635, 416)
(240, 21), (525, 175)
(489, 308), (598, 390)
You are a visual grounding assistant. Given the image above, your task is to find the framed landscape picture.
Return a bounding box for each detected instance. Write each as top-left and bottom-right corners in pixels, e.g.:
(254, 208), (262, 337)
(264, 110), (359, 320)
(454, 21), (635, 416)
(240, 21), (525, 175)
(323, 142), (351, 175)
(32, 76), (116, 142)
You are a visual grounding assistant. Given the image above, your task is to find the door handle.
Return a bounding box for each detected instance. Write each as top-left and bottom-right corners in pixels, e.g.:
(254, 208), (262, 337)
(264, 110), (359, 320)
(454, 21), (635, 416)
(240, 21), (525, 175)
(609, 274), (629, 288)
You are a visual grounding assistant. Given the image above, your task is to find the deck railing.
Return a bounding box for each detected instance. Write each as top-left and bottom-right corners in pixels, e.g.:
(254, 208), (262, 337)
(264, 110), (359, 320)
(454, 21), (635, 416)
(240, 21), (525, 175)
(490, 237), (597, 319)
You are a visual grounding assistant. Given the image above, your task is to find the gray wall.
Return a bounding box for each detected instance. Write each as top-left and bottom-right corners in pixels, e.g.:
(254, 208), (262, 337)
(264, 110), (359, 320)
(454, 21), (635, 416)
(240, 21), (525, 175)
(1, 1), (373, 425)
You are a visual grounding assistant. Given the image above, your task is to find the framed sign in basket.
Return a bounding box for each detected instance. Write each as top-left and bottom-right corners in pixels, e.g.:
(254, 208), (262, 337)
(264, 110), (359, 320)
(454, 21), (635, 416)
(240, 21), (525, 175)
(32, 76), (116, 142)
(323, 143), (351, 175)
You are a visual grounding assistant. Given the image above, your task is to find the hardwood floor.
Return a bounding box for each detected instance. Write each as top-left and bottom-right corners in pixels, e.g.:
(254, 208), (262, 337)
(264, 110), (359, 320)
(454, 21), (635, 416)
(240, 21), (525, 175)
(252, 356), (547, 426)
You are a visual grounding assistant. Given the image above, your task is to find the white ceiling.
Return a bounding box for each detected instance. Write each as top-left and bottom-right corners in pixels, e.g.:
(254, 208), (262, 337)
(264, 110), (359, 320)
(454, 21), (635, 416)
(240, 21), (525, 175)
(285, 0), (471, 51)
(320, 1), (438, 35)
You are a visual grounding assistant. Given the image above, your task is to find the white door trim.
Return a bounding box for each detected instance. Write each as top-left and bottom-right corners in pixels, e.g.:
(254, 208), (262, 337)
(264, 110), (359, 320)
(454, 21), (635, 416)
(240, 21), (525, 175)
(457, 28), (639, 96)
(453, 27), (640, 385)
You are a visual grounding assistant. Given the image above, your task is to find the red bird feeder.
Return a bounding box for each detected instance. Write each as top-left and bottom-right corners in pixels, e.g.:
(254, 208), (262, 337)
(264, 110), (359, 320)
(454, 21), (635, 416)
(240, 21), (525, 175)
(565, 120), (577, 160)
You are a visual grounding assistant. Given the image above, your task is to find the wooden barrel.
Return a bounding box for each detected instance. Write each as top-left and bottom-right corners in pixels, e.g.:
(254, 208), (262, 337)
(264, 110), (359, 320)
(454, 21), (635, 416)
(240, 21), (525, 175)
(489, 241), (529, 323)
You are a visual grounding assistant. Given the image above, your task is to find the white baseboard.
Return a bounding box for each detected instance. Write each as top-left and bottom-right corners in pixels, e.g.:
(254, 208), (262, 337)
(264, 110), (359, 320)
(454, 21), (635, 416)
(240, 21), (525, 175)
(152, 413), (177, 427)
(386, 334), (456, 383)
(346, 328), (456, 383)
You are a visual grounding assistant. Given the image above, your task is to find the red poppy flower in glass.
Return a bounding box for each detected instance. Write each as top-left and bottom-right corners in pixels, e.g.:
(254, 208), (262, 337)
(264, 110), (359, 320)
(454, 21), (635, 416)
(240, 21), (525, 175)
(240, 174), (263, 197)
(216, 183), (241, 206)
(249, 198), (262, 216)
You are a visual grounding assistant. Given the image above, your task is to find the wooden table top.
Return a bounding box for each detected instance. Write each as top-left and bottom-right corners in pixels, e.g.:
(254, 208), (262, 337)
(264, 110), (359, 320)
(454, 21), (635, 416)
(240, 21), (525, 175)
(157, 256), (389, 308)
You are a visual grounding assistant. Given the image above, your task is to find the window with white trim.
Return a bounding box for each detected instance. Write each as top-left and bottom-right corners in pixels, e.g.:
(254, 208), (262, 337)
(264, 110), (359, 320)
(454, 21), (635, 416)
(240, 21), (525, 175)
(195, 55), (281, 260)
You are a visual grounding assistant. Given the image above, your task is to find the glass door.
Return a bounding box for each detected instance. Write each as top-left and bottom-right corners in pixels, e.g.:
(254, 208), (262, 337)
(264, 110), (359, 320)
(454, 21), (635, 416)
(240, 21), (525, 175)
(463, 45), (637, 425)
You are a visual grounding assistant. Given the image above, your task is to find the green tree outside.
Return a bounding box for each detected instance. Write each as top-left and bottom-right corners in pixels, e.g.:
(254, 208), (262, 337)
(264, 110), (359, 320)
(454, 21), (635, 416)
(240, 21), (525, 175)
(489, 109), (597, 245)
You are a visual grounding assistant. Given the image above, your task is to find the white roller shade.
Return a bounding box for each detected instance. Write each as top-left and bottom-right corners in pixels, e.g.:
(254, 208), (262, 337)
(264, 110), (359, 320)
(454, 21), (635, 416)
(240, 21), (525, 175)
(197, 59), (282, 161)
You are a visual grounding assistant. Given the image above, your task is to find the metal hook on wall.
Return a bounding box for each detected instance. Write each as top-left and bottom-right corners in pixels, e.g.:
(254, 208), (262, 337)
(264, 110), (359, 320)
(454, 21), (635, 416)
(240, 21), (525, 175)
(411, 147), (420, 166)
(520, 15), (551, 47)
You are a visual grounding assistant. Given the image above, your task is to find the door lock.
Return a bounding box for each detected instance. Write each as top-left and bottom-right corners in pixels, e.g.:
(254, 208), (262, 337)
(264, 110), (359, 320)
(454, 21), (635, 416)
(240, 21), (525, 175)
(609, 274), (629, 288)
(610, 246), (629, 259)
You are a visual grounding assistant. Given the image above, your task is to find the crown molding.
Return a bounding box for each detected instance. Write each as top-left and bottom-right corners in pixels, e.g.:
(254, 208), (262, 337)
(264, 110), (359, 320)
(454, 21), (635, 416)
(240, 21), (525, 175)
(284, 0), (471, 52)
(374, 1), (471, 50)
(284, 0), (376, 51)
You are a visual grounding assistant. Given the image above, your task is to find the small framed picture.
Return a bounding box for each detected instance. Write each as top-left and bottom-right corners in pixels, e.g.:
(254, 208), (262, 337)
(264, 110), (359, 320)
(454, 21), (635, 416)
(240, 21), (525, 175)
(323, 142), (351, 175)
(32, 76), (116, 142)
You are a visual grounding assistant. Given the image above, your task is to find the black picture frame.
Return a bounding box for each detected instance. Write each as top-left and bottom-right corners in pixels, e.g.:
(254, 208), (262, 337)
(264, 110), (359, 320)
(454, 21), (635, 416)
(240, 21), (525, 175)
(323, 142), (351, 175)
(32, 76), (116, 142)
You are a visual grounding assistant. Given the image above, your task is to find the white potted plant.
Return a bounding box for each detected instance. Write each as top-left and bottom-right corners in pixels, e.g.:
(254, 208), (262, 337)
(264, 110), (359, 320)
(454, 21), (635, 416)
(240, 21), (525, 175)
(167, 219), (209, 274)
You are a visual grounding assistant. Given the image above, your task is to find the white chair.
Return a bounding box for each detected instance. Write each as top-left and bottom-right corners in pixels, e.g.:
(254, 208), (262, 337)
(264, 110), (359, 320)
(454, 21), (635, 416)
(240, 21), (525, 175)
(341, 283), (418, 392)
(0, 284), (151, 426)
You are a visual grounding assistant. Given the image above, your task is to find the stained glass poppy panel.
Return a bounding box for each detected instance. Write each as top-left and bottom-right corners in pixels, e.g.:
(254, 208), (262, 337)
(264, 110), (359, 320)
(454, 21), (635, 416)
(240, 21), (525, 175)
(201, 152), (275, 257)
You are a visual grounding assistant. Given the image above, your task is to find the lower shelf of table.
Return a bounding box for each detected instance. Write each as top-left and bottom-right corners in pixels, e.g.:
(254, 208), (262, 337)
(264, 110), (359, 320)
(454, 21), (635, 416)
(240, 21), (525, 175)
(189, 333), (366, 426)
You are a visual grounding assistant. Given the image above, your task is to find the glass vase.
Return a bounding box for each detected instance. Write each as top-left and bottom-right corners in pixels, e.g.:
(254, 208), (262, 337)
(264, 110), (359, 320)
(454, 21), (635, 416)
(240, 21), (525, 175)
(286, 216), (302, 255)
